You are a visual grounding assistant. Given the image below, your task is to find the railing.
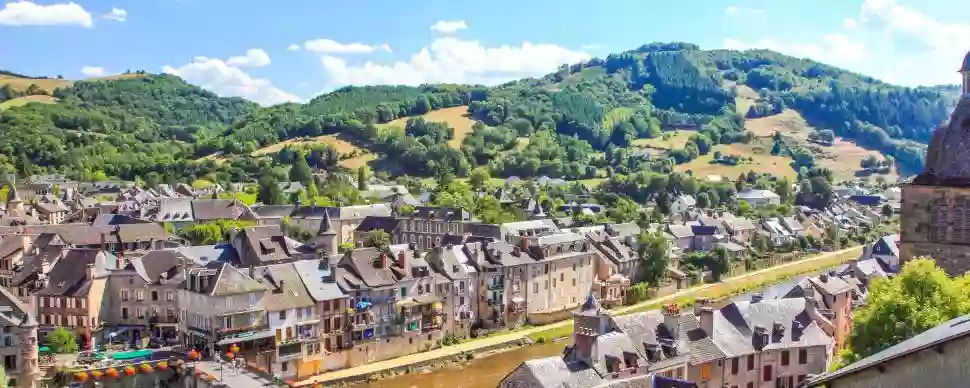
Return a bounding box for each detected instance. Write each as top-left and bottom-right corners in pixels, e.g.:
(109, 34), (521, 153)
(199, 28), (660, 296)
(277, 332), (318, 346)
(421, 322), (442, 332)
(348, 321), (375, 331)
(148, 315), (180, 324)
(216, 322), (269, 335)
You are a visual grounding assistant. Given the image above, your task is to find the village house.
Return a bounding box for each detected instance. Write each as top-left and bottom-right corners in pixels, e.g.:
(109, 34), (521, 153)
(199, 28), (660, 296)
(736, 189), (781, 208)
(292, 259), (349, 374)
(423, 243), (476, 339)
(179, 261), (272, 365)
(0, 286), (39, 388)
(102, 249), (183, 346)
(32, 249), (117, 349)
(290, 204), (391, 248)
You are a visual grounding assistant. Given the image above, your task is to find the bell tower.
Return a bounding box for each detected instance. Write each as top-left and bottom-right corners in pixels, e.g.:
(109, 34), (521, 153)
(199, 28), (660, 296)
(961, 50), (970, 97)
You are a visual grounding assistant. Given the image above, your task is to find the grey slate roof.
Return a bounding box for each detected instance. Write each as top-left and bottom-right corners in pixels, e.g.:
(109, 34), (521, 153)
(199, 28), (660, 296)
(292, 259), (345, 302)
(253, 263), (315, 311)
(191, 199), (249, 220)
(667, 225), (694, 239)
(711, 299), (832, 357)
(807, 312), (970, 386)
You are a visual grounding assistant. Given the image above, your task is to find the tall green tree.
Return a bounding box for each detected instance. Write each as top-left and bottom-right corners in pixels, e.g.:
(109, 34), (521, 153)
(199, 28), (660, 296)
(849, 258), (970, 362)
(46, 327), (77, 354)
(289, 152), (314, 185)
(364, 230), (390, 250)
(357, 167), (368, 191)
(637, 231), (670, 286)
(257, 175), (284, 205)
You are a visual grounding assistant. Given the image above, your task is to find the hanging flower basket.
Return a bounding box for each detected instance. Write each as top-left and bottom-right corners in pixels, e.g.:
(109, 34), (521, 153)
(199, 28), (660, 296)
(90, 370), (104, 380)
(229, 344), (240, 354)
(140, 363), (154, 373)
(124, 366), (137, 376)
(226, 352), (235, 360)
(105, 368), (120, 378)
(156, 361), (169, 370)
(73, 371), (89, 382)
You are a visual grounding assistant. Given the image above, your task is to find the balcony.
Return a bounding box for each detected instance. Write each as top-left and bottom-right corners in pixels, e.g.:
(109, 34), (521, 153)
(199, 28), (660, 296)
(277, 343), (303, 362)
(148, 314), (179, 325)
(216, 323), (270, 342)
(421, 321), (442, 333)
(277, 332), (318, 346)
(348, 321), (375, 331)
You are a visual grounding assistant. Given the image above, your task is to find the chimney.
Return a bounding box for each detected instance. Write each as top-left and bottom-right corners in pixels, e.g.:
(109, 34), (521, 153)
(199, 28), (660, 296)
(819, 273), (829, 283)
(40, 256), (51, 275)
(396, 250), (407, 269)
(661, 304), (681, 340)
(693, 297), (712, 316)
(21, 234), (33, 253)
(116, 252), (125, 269)
(521, 237), (530, 251)
(379, 252), (388, 268)
(85, 263), (96, 280)
(751, 292), (764, 303)
(100, 233), (107, 251)
(150, 238), (158, 250)
(699, 306), (714, 337)
(512, 246), (521, 257)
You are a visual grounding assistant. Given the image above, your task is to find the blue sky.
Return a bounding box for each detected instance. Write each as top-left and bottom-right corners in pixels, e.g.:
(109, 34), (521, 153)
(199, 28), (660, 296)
(2, 0), (969, 105)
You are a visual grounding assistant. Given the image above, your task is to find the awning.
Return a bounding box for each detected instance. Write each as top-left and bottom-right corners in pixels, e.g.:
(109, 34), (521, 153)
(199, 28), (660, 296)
(216, 330), (275, 345)
(396, 294), (443, 308)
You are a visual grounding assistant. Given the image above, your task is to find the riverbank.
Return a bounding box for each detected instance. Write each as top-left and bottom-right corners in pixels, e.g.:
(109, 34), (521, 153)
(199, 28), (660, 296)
(295, 245), (863, 387)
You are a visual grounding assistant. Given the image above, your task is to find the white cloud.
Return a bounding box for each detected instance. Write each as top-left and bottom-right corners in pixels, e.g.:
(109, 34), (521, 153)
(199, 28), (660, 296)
(430, 20), (467, 34)
(163, 52), (299, 106)
(303, 38), (392, 54)
(287, 44), (300, 51)
(226, 48), (271, 68)
(842, 18), (858, 30)
(722, 33), (871, 69)
(318, 37), (590, 90)
(722, 0), (970, 86)
(724, 5), (764, 16)
(80, 66), (105, 77)
(0, 1), (93, 27)
(102, 7), (126, 22)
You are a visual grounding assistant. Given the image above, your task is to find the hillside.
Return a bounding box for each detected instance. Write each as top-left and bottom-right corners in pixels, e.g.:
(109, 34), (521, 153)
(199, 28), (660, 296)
(0, 42), (956, 183)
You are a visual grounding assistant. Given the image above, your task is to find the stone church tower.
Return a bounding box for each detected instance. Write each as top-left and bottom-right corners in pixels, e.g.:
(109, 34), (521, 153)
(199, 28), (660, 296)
(899, 50), (970, 275)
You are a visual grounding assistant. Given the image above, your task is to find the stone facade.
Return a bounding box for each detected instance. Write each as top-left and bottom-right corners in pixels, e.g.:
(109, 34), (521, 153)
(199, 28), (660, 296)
(821, 331), (970, 388)
(899, 185), (970, 275)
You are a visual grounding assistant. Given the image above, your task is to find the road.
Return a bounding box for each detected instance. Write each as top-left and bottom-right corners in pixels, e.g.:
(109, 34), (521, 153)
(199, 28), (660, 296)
(294, 245), (863, 386)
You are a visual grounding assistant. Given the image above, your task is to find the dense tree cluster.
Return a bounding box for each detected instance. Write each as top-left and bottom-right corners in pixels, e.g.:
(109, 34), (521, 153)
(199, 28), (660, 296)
(0, 42), (955, 181)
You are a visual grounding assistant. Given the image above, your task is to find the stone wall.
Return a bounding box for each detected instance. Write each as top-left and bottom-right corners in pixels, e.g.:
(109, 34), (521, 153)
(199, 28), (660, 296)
(900, 184), (970, 275)
(828, 332), (970, 388)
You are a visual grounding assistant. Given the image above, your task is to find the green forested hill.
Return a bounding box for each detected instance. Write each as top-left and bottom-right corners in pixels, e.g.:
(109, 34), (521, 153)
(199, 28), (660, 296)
(0, 42), (955, 182)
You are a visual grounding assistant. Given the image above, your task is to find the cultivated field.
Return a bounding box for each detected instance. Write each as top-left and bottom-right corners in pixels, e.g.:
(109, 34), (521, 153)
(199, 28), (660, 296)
(0, 75), (71, 94)
(0, 95), (57, 111)
(633, 130), (695, 150)
(248, 134), (376, 169)
(674, 141), (798, 181)
(380, 106), (476, 149)
(744, 109), (899, 182)
(733, 84), (759, 116)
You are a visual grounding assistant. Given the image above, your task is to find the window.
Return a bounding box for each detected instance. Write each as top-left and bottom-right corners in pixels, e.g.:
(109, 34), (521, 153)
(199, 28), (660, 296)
(305, 307), (312, 317)
(747, 354), (755, 370)
(731, 357), (738, 374)
(297, 308), (303, 319)
(151, 291), (158, 301)
(276, 329), (282, 342)
(797, 374), (806, 383)
(700, 364), (711, 380)
(544, 264), (549, 274)
(79, 298), (85, 309)
(798, 349), (807, 364)
(401, 287), (407, 298)
(552, 278), (556, 288)
(572, 278), (576, 286)
(135, 289), (144, 301)
(746, 383), (753, 388)
(122, 308), (129, 320)
(781, 350), (790, 366)
(560, 273), (564, 282)
(167, 291), (174, 302)
(121, 290), (129, 302)
(278, 311), (286, 320)
(762, 365), (772, 382)
(3, 355), (14, 370)
(281, 361), (288, 372)
(533, 283), (538, 294)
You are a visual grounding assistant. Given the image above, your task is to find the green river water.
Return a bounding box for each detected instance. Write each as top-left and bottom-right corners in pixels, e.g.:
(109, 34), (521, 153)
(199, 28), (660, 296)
(360, 341), (567, 388)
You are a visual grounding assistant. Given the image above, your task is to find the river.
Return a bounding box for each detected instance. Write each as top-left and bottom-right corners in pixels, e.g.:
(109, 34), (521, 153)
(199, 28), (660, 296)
(360, 342), (566, 388)
(362, 266), (841, 388)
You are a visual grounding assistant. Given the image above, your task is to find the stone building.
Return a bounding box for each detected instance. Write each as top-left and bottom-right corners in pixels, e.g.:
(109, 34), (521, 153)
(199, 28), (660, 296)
(0, 286), (39, 388)
(806, 311), (970, 388)
(900, 52), (970, 275)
